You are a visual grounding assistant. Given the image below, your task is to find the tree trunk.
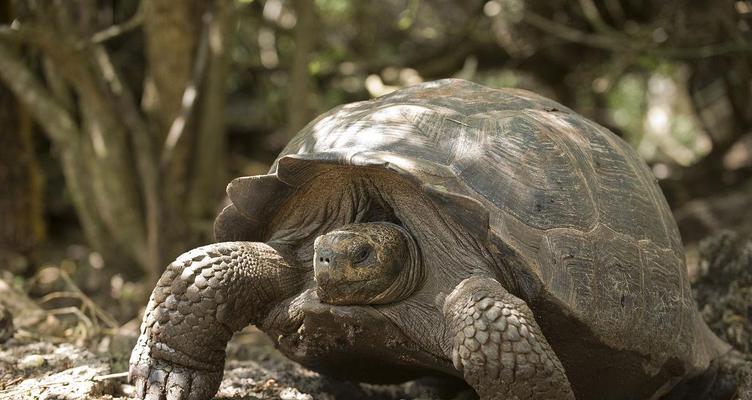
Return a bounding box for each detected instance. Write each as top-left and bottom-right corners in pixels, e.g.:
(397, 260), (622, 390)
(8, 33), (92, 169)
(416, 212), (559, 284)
(0, 3), (44, 275)
(142, 0), (202, 275)
(0, 82), (44, 273)
(0, 1), (231, 282)
(287, 0), (319, 136)
(188, 0), (232, 234)
(142, 0), (231, 280)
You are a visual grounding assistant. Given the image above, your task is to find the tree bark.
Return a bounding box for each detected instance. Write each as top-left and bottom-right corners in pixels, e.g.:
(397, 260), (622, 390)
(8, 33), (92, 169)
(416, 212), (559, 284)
(142, 1), (202, 267)
(0, 83), (44, 272)
(0, 1), (232, 281)
(0, 0), (44, 269)
(286, 0), (318, 136)
(189, 0), (232, 234)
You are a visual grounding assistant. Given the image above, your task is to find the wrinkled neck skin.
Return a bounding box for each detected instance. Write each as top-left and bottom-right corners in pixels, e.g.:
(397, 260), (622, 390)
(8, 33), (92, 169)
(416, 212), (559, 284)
(257, 169), (498, 381)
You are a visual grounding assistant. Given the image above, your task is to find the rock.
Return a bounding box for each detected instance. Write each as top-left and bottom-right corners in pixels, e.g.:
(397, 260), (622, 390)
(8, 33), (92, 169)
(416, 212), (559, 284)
(0, 341), (117, 399)
(18, 354), (46, 369)
(4, 364), (114, 400)
(279, 387), (314, 400)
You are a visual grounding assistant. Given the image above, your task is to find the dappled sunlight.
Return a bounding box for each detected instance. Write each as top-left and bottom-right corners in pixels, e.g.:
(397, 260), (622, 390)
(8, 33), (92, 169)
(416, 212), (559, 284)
(89, 121), (108, 159)
(610, 72), (711, 173)
(302, 104), (440, 155)
(637, 74), (709, 166)
(0, 1), (750, 399)
(375, 153), (417, 172)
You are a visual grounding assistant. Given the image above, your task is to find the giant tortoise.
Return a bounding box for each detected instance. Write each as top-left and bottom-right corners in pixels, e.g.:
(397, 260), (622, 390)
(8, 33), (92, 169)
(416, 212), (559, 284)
(130, 79), (744, 399)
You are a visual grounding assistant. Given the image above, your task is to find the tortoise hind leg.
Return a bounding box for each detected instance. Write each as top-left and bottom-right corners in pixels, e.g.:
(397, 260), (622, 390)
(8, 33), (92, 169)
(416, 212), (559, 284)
(735, 352), (752, 400)
(662, 350), (751, 400)
(441, 276), (575, 400)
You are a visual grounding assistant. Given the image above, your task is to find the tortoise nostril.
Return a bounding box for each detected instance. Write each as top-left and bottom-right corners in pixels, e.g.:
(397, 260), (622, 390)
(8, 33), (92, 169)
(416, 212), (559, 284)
(325, 258), (330, 263)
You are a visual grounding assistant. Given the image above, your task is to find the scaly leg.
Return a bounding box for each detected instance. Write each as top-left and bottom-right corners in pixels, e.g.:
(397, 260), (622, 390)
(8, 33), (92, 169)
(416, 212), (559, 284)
(665, 349), (751, 400)
(129, 242), (305, 400)
(442, 276), (575, 400)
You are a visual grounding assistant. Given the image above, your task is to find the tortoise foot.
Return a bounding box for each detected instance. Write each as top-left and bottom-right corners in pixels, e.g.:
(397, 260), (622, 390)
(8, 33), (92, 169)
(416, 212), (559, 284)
(663, 350), (750, 400)
(129, 346), (222, 400)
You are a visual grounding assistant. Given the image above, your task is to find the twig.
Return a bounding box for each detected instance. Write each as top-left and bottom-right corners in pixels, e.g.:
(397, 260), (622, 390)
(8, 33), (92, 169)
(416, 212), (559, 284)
(58, 270), (119, 330)
(0, 41), (78, 147)
(524, 11), (623, 50)
(524, 11), (752, 59)
(577, 0), (611, 33)
(89, 6), (144, 44)
(48, 306), (94, 334)
(0, 23), (26, 42)
(38, 291), (83, 304)
(93, 371), (129, 381)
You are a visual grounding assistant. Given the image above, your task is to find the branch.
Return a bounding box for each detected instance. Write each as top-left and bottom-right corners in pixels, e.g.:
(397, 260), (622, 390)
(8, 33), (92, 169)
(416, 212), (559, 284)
(523, 11), (752, 59)
(2, 7), (154, 271)
(0, 23), (25, 42)
(88, 4), (144, 45)
(0, 41), (78, 146)
(188, 0), (233, 223)
(523, 11), (625, 51)
(159, 11), (212, 167)
(89, 43), (163, 273)
(3, 21), (95, 89)
(577, 0), (611, 33)
(286, 0), (319, 136)
(42, 56), (74, 111)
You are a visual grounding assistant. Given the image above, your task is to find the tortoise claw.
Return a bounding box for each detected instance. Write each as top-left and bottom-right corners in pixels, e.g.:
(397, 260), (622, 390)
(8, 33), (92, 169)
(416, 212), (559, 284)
(165, 369), (189, 400)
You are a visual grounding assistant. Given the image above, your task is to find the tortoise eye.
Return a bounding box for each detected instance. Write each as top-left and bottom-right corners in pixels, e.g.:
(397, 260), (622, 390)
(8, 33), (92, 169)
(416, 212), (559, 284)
(353, 247), (370, 264)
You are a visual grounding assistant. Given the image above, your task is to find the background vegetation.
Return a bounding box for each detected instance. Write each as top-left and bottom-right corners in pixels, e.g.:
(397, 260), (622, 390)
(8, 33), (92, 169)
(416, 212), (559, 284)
(0, 0), (750, 322)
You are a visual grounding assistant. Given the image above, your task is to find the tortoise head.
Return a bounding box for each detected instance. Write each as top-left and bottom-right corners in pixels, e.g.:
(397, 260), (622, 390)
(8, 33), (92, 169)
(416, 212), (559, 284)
(313, 222), (422, 305)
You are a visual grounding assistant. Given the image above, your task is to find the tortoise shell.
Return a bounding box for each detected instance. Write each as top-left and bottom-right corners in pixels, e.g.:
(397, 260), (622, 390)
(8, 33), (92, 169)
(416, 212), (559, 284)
(215, 79), (717, 390)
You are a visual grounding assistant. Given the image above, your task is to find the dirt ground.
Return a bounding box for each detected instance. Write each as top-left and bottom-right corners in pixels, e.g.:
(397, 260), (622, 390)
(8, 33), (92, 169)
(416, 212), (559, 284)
(0, 231), (751, 400)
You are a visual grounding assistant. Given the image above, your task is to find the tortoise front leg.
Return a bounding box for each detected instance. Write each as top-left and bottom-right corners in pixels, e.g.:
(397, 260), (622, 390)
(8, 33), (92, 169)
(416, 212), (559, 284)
(129, 242), (306, 400)
(442, 276), (575, 400)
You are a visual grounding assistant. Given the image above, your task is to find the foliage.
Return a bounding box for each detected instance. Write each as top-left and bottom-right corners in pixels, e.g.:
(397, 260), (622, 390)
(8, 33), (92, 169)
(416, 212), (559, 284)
(0, 0), (750, 283)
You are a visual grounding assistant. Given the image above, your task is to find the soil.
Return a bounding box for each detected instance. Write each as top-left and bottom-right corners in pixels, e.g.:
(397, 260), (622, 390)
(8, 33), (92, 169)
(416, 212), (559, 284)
(0, 231), (750, 400)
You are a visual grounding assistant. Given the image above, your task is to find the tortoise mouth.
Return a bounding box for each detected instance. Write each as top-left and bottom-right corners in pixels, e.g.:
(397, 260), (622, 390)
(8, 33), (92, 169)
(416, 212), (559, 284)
(314, 278), (373, 305)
